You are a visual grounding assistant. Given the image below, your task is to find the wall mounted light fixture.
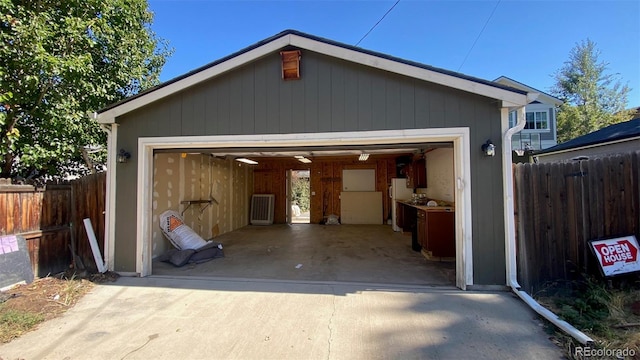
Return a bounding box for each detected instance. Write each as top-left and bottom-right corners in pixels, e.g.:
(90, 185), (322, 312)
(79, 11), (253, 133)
(117, 149), (131, 163)
(481, 140), (496, 157)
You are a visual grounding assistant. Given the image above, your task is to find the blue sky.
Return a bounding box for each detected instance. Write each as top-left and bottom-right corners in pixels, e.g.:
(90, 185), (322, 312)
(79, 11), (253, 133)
(148, 0), (640, 106)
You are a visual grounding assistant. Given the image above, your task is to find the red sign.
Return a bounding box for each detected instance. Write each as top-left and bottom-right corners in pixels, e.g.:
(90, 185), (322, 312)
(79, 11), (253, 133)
(591, 236), (640, 276)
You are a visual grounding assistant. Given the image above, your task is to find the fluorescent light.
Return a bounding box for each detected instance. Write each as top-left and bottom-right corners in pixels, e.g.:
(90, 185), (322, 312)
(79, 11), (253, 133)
(359, 153), (370, 161)
(236, 158), (258, 165)
(294, 155), (312, 163)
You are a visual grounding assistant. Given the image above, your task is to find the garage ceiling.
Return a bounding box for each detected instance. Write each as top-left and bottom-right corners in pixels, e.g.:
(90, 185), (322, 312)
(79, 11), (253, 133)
(154, 142), (453, 159)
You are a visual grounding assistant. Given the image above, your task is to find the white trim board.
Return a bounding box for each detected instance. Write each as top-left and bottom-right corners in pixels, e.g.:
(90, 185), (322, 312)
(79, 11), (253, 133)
(97, 32), (528, 124)
(135, 128), (474, 289)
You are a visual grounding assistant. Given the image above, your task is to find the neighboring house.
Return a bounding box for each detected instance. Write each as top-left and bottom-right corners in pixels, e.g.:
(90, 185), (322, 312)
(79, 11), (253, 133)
(93, 29), (536, 289)
(534, 117), (640, 163)
(494, 76), (563, 151)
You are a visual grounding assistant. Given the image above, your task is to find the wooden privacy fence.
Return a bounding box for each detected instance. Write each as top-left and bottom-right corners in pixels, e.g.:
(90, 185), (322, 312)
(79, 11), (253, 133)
(514, 151), (640, 294)
(0, 172), (106, 276)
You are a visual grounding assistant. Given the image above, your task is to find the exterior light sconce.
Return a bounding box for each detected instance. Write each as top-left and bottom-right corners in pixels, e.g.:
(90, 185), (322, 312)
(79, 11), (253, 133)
(481, 140), (495, 157)
(117, 149), (131, 163)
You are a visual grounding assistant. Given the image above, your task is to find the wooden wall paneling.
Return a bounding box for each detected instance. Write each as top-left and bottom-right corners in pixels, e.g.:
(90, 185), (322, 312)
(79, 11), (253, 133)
(274, 163), (286, 224)
(377, 159), (389, 221)
(321, 162), (333, 221)
(310, 163), (323, 223)
(332, 163), (343, 217)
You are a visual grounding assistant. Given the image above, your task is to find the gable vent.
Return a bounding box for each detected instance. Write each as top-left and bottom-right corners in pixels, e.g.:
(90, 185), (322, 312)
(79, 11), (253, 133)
(250, 194), (275, 225)
(280, 50), (301, 80)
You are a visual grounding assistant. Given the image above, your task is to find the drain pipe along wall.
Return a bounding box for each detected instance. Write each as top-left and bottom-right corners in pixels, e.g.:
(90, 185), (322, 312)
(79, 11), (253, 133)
(502, 101), (594, 345)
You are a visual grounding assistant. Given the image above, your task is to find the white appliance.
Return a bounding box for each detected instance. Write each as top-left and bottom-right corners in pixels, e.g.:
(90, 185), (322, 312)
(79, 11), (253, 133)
(389, 178), (414, 232)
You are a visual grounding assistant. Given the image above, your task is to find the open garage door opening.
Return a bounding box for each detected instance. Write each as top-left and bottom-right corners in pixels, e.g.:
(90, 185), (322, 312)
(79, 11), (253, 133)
(136, 129), (473, 289)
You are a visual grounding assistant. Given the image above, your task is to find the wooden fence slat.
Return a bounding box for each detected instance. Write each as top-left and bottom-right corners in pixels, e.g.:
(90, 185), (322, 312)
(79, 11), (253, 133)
(514, 153), (640, 293)
(550, 162), (565, 280)
(1, 173), (106, 276)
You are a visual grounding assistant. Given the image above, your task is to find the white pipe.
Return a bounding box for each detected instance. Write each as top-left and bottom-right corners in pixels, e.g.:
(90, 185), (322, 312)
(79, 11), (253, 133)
(84, 218), (107, 273)
(502, 97), (594, 345)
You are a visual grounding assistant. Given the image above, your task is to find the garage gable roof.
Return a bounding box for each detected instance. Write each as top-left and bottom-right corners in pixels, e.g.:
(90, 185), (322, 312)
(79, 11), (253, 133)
(96, 29), (529, 123)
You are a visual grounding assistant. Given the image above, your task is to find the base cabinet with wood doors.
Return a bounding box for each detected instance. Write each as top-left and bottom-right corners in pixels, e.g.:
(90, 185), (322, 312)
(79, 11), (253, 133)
(396, 201), (416, 232)
(417, 208), (455, 259)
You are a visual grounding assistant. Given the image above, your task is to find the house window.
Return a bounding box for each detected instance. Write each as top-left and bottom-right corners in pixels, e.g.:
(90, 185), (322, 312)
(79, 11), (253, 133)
(525, 111), (548, 130)
(511, 133), (541, 150)
(508, 111), (517, 127)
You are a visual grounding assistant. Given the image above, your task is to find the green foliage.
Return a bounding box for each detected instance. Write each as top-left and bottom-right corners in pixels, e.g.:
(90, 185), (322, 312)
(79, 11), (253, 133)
(0, 306), (44, 343)
(291, 172), (310, 212)
(552, 39), (632, 143)
(0, 0), (171, 180)
(549, 277), (613, 337)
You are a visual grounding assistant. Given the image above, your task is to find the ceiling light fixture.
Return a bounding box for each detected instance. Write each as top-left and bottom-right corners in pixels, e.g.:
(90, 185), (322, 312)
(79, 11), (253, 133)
(295, 156), (312, 163)
(236, 158), (258, 165)
(359, 153), (370, 161)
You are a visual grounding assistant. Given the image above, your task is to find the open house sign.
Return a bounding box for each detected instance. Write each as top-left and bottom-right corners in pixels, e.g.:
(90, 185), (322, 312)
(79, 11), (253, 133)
(590, 236), (640, 277)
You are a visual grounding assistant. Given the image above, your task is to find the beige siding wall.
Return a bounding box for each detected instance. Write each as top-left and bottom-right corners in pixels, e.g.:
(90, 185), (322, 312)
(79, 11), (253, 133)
(151, 153), (253, 258)
(424, 148), (455, 203)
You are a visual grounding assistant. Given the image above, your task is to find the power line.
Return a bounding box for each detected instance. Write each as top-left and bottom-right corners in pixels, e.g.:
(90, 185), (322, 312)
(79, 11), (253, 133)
(355, 0), (401, 47)
(457, 0), (501, 72)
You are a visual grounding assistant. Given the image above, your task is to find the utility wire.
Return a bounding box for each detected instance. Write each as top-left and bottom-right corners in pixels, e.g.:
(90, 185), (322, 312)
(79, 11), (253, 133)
(355, 0), (401, 47)
(457, 0), (501, 72)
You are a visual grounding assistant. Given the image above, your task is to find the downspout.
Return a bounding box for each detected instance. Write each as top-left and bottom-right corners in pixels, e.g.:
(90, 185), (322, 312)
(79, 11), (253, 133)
(502, 98), (594, 346)
(97, 113), (118, 272)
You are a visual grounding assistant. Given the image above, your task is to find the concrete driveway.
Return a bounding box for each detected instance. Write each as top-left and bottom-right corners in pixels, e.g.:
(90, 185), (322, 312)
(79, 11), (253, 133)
(0, 277), (563, 359)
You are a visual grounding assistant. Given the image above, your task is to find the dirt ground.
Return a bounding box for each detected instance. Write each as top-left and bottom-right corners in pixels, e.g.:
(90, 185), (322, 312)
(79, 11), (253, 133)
(0, 271), (119, 344)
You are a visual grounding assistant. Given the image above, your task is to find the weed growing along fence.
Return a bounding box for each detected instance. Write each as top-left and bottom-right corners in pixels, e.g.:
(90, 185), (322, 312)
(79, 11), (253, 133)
(514, 151), (640, 293)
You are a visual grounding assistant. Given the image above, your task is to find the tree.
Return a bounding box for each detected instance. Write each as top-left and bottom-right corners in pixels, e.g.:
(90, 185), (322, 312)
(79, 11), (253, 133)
(552, 39), (632, 143)
(291, 172), (310, 212)
(0, 0), (171, 181)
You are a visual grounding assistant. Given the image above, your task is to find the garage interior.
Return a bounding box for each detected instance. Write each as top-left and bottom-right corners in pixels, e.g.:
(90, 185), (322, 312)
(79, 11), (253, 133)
(150, 142), (457, 286)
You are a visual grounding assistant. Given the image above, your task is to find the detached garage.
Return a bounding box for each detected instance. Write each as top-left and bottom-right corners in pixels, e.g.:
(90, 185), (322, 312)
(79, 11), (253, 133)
(94, 30), (536, 289)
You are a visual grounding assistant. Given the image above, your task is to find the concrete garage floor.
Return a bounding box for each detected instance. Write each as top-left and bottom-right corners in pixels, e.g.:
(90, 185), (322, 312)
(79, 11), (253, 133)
(153, 224), (456, 286)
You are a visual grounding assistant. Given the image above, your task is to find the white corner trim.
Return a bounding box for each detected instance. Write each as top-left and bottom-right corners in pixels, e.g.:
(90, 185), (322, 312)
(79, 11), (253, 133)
(453, 130), (473, 289)
(136, 142), (154, 276)
(96, 33), (528, 123)
(135, 128), (473, 289)
(105, 124), (118, 271)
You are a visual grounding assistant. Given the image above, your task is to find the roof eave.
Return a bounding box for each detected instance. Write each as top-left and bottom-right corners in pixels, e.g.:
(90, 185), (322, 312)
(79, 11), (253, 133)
(494, 76), (563, 106)
(535, 135), (640, 157)
(97, 30), (529, 123)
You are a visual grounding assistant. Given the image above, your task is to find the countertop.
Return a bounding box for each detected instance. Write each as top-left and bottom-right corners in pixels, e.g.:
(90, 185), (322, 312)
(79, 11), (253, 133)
(398, 200), (455, 212)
